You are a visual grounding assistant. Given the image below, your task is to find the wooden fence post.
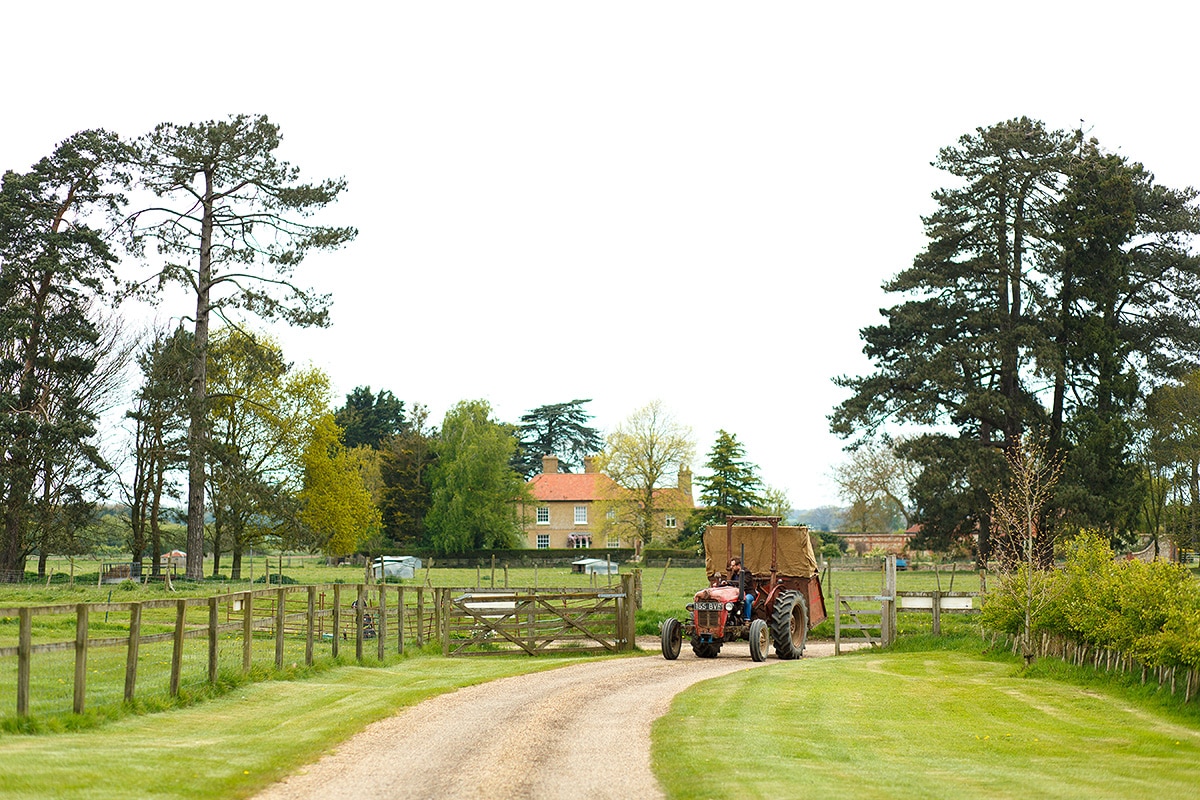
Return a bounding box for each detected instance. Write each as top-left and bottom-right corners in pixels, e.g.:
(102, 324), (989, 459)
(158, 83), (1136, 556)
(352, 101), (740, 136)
(834, 590), (841, 656)
(355, 585), (365, 662)
(440, 588), (450, 657)
(74, 604), (89, 714)
(432, 588), (440, 651)
(17, 607), (31, 717)
(620, 573), (636, 651)
(242, 592), (253, 673)
(125, 602), (142, 702)
(378, 584), (387, 661)
(170, 599), (186, 697)
(528, 590), (537, 652)
(275, 588), (286, 669)
(332, 584), (342, 659)
(306, 587), (316, 666)
(417, 587), (427, 652)
(208, 597), (219, 683)
(931, 590), (942, 636)
(656, 559), (671, 592)
(397, 586), (405, 655)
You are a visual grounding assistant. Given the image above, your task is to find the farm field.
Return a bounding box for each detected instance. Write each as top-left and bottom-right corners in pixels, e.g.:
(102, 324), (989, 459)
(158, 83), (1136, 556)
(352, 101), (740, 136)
(1, 557), (982, 646)
(653, 638), (1200, 800)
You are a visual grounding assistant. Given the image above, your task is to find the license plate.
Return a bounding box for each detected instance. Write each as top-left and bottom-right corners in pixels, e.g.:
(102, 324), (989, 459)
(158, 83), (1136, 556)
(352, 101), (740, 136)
(696, 601), (724, 611)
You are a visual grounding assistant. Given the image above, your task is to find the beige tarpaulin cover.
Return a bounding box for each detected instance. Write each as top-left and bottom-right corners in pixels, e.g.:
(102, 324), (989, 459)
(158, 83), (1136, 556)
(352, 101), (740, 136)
(704, 525), (819, 579)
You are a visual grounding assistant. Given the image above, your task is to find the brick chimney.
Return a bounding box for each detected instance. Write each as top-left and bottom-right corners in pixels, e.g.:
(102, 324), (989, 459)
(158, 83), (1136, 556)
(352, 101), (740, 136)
(583, 456), (599, 474)
(677, 466), (692, 496)
(542, 454), (559, 474)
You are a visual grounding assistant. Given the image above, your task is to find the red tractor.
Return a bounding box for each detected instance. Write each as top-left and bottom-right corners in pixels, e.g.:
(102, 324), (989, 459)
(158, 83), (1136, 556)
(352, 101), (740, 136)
(661, 516), (827, 661)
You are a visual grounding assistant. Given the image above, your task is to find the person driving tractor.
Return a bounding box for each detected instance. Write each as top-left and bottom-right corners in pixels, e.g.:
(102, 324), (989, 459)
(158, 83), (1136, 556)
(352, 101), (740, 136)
(721, 557), (754, 622)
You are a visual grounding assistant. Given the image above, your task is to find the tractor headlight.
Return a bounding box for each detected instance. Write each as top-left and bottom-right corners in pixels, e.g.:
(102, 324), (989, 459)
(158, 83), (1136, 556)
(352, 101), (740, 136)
(686, 603), (695, 611)
(724, 602), (734, 611)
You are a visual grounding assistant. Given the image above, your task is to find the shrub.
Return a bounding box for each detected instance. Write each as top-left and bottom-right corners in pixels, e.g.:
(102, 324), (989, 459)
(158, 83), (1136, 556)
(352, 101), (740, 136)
(983, 532), (1200, 669)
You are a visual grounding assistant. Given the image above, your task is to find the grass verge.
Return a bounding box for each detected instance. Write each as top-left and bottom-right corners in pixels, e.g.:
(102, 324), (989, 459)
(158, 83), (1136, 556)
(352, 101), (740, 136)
(0, 652), (598, 800)
(652, 635), (1200, 800)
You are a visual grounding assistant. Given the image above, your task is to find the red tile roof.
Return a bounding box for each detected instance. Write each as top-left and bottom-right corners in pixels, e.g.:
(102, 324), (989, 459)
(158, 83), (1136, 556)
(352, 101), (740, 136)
(527, 472), (617, 502)
(527, 472), (693, 508)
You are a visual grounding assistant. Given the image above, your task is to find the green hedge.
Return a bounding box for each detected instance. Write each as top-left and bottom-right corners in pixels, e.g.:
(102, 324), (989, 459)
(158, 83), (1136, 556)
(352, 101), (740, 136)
(982, 533), (1200, 670)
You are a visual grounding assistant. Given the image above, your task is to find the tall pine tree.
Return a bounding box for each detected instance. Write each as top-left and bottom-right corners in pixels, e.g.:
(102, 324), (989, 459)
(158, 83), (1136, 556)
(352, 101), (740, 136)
(0, 130), (130, 581)
(132, 114), (356, 579)
(513, 399), (603, 477)
(832, 119), (1200, 563)
(696, 430), (763, 527)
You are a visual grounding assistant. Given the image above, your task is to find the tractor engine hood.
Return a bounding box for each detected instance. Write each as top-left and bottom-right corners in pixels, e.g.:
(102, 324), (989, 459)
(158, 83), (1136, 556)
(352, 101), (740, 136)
(694, 585), (741, 604)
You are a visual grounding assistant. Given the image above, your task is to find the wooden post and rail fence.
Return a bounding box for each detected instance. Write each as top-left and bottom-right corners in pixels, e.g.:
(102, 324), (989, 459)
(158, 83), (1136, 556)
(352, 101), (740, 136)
(0, 574), (636, 723)
(833, 555), (983, 654)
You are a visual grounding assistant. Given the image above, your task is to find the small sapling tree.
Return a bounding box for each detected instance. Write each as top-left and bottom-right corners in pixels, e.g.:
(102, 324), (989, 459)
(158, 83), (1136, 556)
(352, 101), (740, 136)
(989, 433), (1064, 664)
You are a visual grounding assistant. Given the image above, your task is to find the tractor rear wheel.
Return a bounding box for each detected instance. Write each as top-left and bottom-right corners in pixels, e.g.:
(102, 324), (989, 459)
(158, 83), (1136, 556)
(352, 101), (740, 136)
(691, 638), (722, 658)
(749, 618), (769, 662)
(770, 591), (808, 660)
(661, 617), (682, 660)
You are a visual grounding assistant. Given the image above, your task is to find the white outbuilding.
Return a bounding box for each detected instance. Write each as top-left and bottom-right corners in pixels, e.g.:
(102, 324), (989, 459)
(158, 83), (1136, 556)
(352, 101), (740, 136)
(372, 556), (423, 580)
(570, 557), (619, 575)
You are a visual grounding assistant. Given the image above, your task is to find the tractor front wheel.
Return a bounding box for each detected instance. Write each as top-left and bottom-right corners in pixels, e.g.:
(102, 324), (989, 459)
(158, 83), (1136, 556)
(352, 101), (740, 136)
(661, 617), (682, 660)
(770, 591), (808, 660)
(749, 618), (769, 662)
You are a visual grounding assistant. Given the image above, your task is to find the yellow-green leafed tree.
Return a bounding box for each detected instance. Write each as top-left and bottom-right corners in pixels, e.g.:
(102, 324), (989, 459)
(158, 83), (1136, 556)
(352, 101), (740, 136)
(597, 400), (695, 554)
(206, 328), (331, 579)
(300, 414), (382, 558)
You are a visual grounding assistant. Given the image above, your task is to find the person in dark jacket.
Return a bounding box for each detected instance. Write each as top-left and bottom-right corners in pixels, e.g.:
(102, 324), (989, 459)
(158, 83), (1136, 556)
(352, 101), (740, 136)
(723, 557), (754, 622)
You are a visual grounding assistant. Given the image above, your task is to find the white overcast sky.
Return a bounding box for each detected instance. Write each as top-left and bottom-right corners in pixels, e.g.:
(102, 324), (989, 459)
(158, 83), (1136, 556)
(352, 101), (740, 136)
(3, 1), (1197, 509)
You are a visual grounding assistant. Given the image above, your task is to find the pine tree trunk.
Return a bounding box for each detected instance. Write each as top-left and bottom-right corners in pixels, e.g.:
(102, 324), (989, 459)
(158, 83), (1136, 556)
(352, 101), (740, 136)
(185, 180), (215, 581)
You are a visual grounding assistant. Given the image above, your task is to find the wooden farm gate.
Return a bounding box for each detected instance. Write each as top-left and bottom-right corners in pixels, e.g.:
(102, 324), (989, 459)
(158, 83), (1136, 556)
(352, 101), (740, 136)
(438, 574), (637, 656)
(834, 590), (886, 654)
(834, 556), (982, 654)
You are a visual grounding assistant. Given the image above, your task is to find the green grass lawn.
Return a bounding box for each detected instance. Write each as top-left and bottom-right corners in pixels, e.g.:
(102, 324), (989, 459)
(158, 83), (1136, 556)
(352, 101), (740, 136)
(1, 559), (984, 648)
(653, 638), (1200, 800)
(3, 624), (1197, 799)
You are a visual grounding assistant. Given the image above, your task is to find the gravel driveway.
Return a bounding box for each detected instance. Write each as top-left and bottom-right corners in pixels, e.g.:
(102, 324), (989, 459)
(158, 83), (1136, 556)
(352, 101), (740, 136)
(254, 640), (845, 800)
